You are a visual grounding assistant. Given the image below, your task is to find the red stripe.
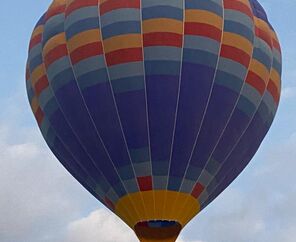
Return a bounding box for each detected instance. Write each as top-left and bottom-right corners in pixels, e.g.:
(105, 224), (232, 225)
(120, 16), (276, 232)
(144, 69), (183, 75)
(185, 22), (222, 42)
(35, 75), (49, 96)
(272, 38), (281, 52)
(191, 183), (204, 199)
(29, 34), (42, 50)
(246, 71), (266, 95)
(137, 176), (153, 192)
(46, 5), (65, 21)
(44, 44), (68, 68)
(26, 68), (30, 81)
(256, 27), (272, 48)
(224, 0), (253, 19)
(70, 42), (103, 65)
(100, 0), (140, 15)
(143, 32), (182, 47)
(267, 80), (280, 104)
(220, 45), (251, 68)
(35, 107), (44, 125)
(66, 0), (98, 16)
(105, 47), (142, 66)
(104, 197), (115, 211)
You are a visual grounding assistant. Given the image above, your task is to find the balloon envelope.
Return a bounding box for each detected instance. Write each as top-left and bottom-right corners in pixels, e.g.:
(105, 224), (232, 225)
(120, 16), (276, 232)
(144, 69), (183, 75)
(26, 0), (281, 241)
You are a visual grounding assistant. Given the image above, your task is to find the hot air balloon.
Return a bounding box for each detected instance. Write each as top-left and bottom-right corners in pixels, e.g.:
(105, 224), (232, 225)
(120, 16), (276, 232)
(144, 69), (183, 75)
(26, 0), (282, 241)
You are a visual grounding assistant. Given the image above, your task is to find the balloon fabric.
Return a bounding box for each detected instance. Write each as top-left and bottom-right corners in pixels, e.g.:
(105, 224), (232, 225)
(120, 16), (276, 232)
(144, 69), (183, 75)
(26, 0), (282, 241)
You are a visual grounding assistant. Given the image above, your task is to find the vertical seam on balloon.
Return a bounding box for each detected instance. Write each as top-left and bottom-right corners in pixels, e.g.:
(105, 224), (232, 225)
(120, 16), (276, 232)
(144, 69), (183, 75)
(63, 0), (127, 189)
(41, 12), (111, 188)
(62, 2), (136, 207)
(192, 1), (257, 196)
(161, 0), (186, 222)
(64, 0), (139, 205)
(199, 13), (277, 209)
(178, 0), (226, 194)
(166, 0), (186, 190)
(96, 2), (138, 188)
(40, 5), (122, 213)
(176, 0), (226, 223)
(96, 0), (143, 221)
(27, 24), (110, 208)
(140, 0), (155, 217)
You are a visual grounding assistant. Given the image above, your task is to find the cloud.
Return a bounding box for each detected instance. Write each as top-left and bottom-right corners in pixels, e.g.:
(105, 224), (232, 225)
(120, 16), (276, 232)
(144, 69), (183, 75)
(0, 124), (86, 242)
(65, 209), (138, 242)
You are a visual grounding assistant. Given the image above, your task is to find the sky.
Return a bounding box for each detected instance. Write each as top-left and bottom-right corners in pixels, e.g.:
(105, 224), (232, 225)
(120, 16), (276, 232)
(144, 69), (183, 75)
(0, 1), (295, 242)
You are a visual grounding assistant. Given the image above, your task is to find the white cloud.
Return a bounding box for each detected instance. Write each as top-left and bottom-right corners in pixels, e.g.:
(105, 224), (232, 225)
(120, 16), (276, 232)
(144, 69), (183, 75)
(0, 125), (88, 242)
(65, 209), (138, 242)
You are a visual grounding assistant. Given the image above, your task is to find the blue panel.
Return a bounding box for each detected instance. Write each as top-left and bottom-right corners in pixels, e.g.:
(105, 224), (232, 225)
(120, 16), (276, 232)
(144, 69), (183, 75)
(212, 109), (251, 162)
(167, 177), (183, 191)
(185, 0), (223, 16)
(189, 86), (241, 178)
(142, 6), (183, 21)
(169, 63), (216, 179)
(29, 53), (43, 71)
(101, 21), (141, 39)
(81, 82), (132, 168)
(183, 49), (218, 68)
(43, 16), (65, 43)
(114, 89), (149, 149)
(145, 60), (181, 76)
(224, 20), (253, 42)
(54, 81), (125, 193)
(273, 59), (281, 74)
(78, 68), (109, 89)
(253, 48), (272, 70)
(66, 18), (99, 39)
(146, 74), (179, 168)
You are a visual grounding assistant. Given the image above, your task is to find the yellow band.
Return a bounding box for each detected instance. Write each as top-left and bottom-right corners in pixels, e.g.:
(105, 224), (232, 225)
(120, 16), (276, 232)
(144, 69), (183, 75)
(115, 190), (200, 229)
